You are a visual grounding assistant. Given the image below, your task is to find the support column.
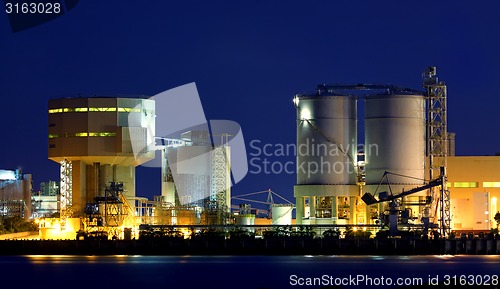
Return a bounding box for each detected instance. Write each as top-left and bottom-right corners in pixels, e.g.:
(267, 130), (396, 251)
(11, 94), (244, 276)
(365, 204), (371, 224)
(310, 196), (316, 219)
(378, 203), (385, 219)
(295, 197), (304, 225)
(350, 197), (356, 225)
(331, 196), (338, 224)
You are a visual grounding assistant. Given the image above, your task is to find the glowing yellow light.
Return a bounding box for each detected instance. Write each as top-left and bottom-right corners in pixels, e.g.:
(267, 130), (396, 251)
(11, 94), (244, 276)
(300, 108), (312, 120)
(49, 107), (91, 113)
(453, 182), (478, 188)
(353, 227), (358, 232)
(484, 182), (500, 188)
(88, 132), (116, 137)
(89, 107), (117, 112)
(363, 227), (367, 232)
(118, 107), (141, 113)
(293, 95), (300, 107)
(435, 255), (455, 259)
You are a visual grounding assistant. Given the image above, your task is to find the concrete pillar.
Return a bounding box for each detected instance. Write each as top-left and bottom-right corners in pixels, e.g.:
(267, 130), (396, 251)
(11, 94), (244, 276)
(295, 197), (304, 225)
(99, 164), (110, 196)
(115, 166), (135, 210)
(72, 160), (86, 214)
(378, 203), (385, 220)
(331, 196), (338, 224)
(310, 196), (316, 219)
(22, 174), (32, 221)
(365, 204), (371, 224)
(86, 163), (99, 202)
(350, 197), (356, 224)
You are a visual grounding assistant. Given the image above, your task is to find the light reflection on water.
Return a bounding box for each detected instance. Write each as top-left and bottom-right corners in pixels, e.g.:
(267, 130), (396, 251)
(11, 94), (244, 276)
(18, 254), (500, 266)
(0, 255), (495, 288)
(19, 254), (500, 264)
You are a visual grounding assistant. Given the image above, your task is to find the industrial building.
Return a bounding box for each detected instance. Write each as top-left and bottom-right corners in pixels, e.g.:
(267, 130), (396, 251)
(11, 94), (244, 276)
(45, 96), (156, 238)
(294, 87), (430, 229)
(48, 96), (156, 213)
(0, 169), (32, 220)
(36, 68), (500, 240)
(44, 96), (232, 239)
(157, 129), (232, 226)
(447, 156), (500, 231)
(32, 181), (59, 218)
(293, 68), (500, 234)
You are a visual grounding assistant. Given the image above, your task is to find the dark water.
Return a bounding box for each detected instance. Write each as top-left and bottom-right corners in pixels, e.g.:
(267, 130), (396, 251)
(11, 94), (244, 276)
(0, 255), (498, 289)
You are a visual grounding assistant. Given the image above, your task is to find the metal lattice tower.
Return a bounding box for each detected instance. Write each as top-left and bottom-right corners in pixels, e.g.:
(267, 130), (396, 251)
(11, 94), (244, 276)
(422, 66), (450, 236)
(60, 159), (73, 218)
(210, 134), (231, 213)
(102, 183), (125, 227)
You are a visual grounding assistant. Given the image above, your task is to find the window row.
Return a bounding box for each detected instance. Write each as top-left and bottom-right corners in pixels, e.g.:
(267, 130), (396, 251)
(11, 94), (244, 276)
(48, 132), (117, 138)
(452, 182), (500, 188)
(48, 107), (146, 113)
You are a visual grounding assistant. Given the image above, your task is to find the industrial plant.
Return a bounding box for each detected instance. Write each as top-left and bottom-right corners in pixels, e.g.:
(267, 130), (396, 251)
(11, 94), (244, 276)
(0, 66), (499, 243)
(0, 169), (32, 221)
(293, 67), (499, 237)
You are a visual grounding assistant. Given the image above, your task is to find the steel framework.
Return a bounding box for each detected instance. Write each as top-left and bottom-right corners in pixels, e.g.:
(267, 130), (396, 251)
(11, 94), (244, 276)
(84, 182), (137, 238)
(60, 159), (73, 218)
(210, 142), (230, 212)
(422, 66), (450, 236)
(156, 134), (232, 224)
(231, 189), (295, 218)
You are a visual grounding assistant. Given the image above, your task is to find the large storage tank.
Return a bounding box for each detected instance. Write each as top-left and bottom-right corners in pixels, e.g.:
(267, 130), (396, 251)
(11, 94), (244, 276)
(271, 204), (294, 225)
(236, 204), (255, 226)
(364, 94), (425, 185)
(296, 95), (357, 185)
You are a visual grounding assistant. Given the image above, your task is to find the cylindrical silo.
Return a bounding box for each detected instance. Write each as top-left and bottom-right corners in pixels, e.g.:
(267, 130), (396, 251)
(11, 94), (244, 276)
(294, 94), (359, 226)
(236, 215), (255, 226)
(271, 204), (294, 225)
(296, 95), (357, 185)
(364, 94), (425, 185)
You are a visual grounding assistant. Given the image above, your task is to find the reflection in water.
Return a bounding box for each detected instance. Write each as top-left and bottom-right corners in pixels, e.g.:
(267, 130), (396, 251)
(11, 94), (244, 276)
(3, 255), (496, 289)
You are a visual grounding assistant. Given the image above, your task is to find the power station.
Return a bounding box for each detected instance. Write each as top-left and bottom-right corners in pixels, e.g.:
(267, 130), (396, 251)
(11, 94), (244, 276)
(294, 87), (431, 229)
(292, 67), (497, 236)
(1, 67), (499, 241)
(41, 95), (234, 239)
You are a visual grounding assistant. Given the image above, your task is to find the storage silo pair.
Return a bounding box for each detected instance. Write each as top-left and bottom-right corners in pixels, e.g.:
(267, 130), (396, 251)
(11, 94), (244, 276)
(294, 90), (425, 225)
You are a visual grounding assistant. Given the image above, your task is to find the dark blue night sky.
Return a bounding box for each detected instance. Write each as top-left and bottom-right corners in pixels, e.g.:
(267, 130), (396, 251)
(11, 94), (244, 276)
(1, 1), (500, 203)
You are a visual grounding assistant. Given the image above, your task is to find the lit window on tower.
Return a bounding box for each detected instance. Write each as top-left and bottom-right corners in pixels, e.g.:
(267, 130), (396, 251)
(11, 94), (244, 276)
(453, 182), (479, 188)
(482, 182), (500, 188)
